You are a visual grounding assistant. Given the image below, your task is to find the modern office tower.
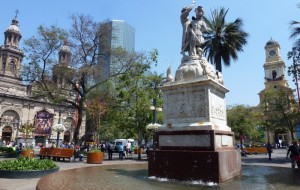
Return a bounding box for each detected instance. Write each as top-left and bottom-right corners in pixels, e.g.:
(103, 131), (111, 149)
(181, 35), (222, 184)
(110, 20), (135, 52)
(98, 20), (135, 81)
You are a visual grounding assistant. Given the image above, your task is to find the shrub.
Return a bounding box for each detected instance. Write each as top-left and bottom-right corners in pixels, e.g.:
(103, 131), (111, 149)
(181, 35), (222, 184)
(0, 157), (57, 171)
(88, 149), (101, 153)
(0, 147), (18, 158)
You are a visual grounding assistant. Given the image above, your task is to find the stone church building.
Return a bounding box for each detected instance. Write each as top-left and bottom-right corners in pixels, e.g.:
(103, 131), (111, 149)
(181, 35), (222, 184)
(257, 38), (299, 144)
(0, 15), (85, 147)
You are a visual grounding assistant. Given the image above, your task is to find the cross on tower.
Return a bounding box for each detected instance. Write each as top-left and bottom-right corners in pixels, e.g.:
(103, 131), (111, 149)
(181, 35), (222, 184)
(15, 10), (19, 18)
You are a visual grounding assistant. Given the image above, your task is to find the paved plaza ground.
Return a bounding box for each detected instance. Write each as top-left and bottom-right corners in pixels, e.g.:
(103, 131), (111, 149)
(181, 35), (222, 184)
(0, 148), (295, 190)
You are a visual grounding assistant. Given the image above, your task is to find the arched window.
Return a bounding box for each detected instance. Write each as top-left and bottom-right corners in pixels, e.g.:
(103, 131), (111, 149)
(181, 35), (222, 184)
(8, 35), (12, 43)
(2, 61), (6, 70)
(9, 61), (15, 72)
(272, 70), (277, 80)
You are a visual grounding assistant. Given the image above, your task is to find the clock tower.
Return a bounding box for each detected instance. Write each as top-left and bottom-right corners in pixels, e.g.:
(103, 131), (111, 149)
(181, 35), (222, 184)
(263, 38), (289, 89)
(257, 39), (293, 143)
(258, 38), (293, 108)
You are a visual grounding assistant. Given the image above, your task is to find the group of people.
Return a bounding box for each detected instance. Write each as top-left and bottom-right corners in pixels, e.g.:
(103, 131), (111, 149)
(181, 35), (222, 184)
(265, 140), (300, 168)
(117, 141), (132, 160)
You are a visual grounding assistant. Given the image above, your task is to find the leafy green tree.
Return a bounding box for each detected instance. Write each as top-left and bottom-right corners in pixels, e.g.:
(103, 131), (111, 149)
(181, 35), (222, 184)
(103, 60), (163, 159)
(227, 105), (260, 147)
(263, 87), (300, 141)
(203, 7), (249, 72)
(19, 123), (35, 147)
(85, 96), (108, 142)
(21, 14), (151, 144)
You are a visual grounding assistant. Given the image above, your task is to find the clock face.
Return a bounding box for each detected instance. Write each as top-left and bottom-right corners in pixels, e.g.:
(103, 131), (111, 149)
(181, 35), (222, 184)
(269, 50), (276, 56)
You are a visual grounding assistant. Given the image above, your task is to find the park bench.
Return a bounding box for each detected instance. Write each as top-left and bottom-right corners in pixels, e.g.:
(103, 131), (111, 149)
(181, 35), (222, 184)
(38, 147), (54, 159)
(38, 147), (75, 162)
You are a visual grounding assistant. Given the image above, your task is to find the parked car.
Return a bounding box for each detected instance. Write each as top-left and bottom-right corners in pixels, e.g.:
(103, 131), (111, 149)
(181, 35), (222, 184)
(111, 139), (136, 152)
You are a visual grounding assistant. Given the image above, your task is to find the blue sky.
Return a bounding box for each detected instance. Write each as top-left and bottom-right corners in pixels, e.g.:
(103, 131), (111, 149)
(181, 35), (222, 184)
(1, 0), (300, 107)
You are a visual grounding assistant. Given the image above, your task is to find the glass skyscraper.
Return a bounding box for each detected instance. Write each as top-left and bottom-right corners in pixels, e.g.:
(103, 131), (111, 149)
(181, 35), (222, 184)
(98, 20), (135, 81)
(110, 20), (135, 52)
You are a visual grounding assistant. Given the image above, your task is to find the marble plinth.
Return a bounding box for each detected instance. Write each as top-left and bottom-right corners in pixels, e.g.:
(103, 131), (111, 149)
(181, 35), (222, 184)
(160, 76), (230, 132)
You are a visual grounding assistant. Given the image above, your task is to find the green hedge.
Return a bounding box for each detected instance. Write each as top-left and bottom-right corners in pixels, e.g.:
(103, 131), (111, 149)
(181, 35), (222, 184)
(0, 147), (18, 158)
(0, 157), (57, 171)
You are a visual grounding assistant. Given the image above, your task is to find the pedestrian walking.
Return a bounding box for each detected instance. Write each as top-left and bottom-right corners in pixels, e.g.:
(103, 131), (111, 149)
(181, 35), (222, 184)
(286, 140), (300, 168)
(267, 142), (272, 160)
(107, 143), (113, 160)
(118, 144), (124, 160)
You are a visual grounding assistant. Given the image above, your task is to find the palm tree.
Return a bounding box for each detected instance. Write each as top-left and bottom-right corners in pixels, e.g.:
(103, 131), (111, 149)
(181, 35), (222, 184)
(203, 7), (249, 72)
(290, 4), (300, 46)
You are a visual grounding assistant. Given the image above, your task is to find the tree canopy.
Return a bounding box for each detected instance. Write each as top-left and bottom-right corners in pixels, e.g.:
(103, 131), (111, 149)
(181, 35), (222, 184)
(21, 14), (159, 144)
(227, 104), (262, 144)
(262, 87), (300, 141)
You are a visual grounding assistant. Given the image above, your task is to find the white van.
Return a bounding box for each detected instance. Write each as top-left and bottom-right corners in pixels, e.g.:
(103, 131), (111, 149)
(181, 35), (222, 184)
(111, 139), (136, 152)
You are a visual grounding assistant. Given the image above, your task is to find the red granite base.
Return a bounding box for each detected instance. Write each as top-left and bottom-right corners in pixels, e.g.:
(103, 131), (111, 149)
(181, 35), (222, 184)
(148, 149), (241, 183)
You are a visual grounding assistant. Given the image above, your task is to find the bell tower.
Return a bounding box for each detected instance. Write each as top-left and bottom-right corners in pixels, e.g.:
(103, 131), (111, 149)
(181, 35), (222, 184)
(52, 40), (73, 90)
(258, 38), (293, 107)
(0, 11), (25, 92)
(263, 38), (289, 89)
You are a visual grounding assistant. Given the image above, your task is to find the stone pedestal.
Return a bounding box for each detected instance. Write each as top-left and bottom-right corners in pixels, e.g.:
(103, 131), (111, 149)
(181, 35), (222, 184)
(148, 130), (241, 183)
(148, 76), (241, 183)
(160, 75), (230, 131)
(148, 149), (240, 183)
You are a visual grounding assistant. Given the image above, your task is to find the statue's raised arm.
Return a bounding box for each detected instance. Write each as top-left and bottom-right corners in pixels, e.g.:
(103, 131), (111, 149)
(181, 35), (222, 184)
(180, 1), (196, 55)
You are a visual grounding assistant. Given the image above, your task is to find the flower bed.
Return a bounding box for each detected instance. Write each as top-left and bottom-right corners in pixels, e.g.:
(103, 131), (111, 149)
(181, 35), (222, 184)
(0, 157), (59, 178)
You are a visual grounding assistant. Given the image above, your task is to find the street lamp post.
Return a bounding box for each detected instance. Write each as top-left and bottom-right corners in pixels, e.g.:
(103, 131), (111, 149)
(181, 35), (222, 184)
(264, 102), (271, 143)
(266, 124), (270, 143)
(137, 117), (142, 160)
(153, 98), (157, 124)
(56, 109), (62, 147)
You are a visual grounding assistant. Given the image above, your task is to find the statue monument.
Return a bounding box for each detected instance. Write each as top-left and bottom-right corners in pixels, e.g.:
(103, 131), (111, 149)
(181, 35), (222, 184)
(148, 1), (241, 183)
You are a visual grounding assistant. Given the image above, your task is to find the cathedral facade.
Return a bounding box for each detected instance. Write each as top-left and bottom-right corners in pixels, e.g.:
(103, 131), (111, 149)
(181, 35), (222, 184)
(0, 15), (85, 147)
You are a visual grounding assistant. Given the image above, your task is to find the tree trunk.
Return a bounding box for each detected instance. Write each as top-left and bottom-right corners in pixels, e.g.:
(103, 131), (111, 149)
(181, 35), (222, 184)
(290, 129), (295, 140)
(73, 108), (83, 145)
(240, 136), (243, 150)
